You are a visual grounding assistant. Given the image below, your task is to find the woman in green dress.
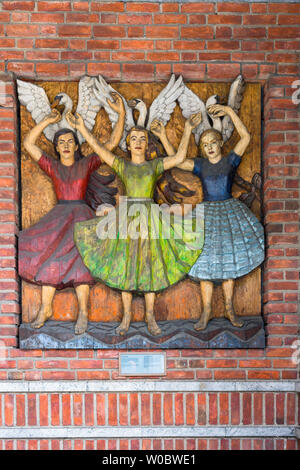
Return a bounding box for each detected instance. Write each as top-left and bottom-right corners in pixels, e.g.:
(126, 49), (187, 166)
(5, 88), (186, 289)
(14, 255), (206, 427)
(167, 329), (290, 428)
(66, 110), (204, 336)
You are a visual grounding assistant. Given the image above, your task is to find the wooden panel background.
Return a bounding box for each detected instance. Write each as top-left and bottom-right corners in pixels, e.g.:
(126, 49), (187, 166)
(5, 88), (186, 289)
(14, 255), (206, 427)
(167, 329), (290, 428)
(20, 80), (262, 323)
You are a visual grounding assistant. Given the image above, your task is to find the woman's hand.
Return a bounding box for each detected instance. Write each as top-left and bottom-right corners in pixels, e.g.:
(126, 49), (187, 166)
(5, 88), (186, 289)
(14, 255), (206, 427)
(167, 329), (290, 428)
(44, 109), (61, 125)
(150, 119), (166, 139)
(186, 112), (202, 130)
(65, 111), (85, 132)
(207, 104), (230, 117)
(107, 92), (125, 115)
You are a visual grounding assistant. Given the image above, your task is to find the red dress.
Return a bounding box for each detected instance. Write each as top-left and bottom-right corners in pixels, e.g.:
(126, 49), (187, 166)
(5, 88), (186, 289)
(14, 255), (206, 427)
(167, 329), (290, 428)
(19, 153), (101, 289)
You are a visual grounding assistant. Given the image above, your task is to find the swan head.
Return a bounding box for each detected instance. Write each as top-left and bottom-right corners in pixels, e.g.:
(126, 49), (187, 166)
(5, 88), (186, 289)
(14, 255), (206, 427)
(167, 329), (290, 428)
(52, 93), (73, 113)
(206, 94), (219, 109)
(127, 99), (147, 127)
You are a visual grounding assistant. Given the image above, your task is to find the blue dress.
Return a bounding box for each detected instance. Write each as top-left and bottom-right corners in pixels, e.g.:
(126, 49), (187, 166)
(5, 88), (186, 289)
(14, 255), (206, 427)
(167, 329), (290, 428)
(188, 151), (265, 281)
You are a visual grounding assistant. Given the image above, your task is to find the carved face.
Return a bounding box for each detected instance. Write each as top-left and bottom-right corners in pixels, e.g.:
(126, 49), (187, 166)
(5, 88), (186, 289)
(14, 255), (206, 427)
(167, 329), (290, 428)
(127, 129), (148, 157)
(55, 132), (78, 160)
(200, 131), (223, 161)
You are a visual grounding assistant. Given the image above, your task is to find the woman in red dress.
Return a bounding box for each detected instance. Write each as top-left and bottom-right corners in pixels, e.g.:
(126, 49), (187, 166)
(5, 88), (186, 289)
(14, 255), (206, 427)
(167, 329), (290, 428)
(19, 95), (125, 334)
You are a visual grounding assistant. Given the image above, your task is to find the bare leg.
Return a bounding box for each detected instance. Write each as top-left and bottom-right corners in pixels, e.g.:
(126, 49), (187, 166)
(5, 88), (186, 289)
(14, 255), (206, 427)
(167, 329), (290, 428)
(145, 292), (161, 336)
(75, 284), (90, 335)
(194, 280), (213, 331)
(222, 279), (244, 328)
(31, 285), (56, 329)
(116, 292), (132, 336)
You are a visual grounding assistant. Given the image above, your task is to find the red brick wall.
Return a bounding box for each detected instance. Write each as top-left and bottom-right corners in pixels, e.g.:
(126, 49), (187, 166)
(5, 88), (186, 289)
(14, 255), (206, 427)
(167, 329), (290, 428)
(0, 1), (299, 450)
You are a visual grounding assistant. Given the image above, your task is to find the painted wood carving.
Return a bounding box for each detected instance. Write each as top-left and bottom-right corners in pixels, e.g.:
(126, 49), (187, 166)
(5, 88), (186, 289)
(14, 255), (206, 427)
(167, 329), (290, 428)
(17, 75), (265, 349)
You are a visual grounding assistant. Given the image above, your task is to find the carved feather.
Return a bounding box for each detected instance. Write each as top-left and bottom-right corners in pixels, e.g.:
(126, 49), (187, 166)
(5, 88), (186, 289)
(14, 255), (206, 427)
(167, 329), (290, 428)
(178, 84), (211, 145)
(222, 74), (245, 142)
(147, 74), (185, 129)
(93, 75), (135, 151)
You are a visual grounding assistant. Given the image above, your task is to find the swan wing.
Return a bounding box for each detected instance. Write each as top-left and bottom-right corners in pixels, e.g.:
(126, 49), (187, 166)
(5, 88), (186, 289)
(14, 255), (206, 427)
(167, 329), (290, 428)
(93, 75), (135, 150)
(147, 74), (184, 129)
(178, 83), (211, 144)
(16, 79), (59, 142)
(222, 74), (245, 142)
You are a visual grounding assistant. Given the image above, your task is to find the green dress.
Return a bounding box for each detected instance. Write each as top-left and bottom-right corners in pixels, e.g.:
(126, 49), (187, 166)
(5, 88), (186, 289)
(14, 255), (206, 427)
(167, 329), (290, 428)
(74, 157), (204, 292)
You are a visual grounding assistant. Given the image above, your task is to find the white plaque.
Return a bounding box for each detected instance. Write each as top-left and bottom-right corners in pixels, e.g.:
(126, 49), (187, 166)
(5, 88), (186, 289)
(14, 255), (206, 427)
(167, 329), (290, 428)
(119, 352), (166, 376)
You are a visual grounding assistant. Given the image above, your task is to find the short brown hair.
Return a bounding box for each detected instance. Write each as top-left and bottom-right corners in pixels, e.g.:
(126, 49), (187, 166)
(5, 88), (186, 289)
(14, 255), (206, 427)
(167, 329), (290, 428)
(126, 126), (148, 151)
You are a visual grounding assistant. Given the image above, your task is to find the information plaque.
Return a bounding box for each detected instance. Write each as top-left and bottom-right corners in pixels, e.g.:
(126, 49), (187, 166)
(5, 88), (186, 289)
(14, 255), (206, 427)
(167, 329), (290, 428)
(119, 352), (166, 376)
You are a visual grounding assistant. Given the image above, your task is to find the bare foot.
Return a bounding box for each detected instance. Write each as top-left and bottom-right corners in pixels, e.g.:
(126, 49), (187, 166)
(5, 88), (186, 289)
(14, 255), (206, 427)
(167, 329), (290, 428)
(145, 314), (161, 336)
(224, 303), (244, 328)
(194, 308), (212, 331)
(75, 311), (88, 335)
(116, 313), (131, 336)
(31, 306), (53, 329)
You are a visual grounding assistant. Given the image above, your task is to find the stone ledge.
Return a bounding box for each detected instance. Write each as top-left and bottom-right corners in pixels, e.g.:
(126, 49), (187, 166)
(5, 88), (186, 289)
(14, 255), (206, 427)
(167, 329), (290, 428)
(19, 317), (265, 350)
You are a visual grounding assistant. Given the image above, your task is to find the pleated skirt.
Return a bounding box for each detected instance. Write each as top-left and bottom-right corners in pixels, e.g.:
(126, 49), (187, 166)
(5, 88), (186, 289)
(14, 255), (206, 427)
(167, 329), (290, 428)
(188, 198), (265, 281)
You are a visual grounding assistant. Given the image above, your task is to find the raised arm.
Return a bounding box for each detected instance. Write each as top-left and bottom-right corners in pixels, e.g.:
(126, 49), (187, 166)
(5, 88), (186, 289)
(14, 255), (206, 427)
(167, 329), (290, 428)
(207, 104), (251, 157)
(66, 112), (116, 168)
(150, 119), (176, 156)
(162, 112), (202, 171)
(150, 119), (195, 172)
(23, 109), (61, 162)
(102, 93), (125, 151)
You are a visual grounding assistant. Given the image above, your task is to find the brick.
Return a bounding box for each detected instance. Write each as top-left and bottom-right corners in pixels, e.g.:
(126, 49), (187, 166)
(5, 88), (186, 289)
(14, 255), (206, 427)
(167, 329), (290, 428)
(208, 15), (242, 24)
(127, 26), (144, 37)
(153, 394), (161, 425)
(217, 3), (249, 13)
(163, 394), (173, 425)
(27, 394), (37, 426)
(112, 51), (145, 61)
(186, 394), (195, 425)
(96, 394), (105, 426)
(189, 15), (206, 25)
(31, 13), (65, 23)
(119, 14), (152, 25)
(2, 1), (35, 10)
(269, 27), (300, 39)
(39, 394), (48, 426)
(207, 63), (240, 79)
(244, 15), (276, 25)
(141, 394), (150, 426)
(234, 27), (266, 39)
(146, 26), (179, 38)
(87, 40), (119, 50)
(269, 4), (300, 13)
(174, 393), (184, 426)
(242, 393), (252, 425)
(50, 394), (60, 426)
(37, 1), (72, 11)
(148, 52), (179, 62)
(93, 26), (126, 37)
(209, 394), (218, 425)
(121, 39), (154, 50)
(73, 394), (83, 426)
(84, 394), (94, 426)
(207, 40), (240, 50)
(6, 24), (39, 36)
(108, 394), (117, 426)
(130, 394), (139, 426)
(35, 63), (68, 76)
(91, 2), (124, 12)
(66, 13), (99, 22)
(173, 63), (205, 80)
(181, 3), (214, 13)
(58, 25), (92, 37)
(154, 14), (186, 24)
(100, 13), (117, 24)
(127, 3), (159, 12)
(122, 63), (154, 80)
(181, 26), (214, 39)
(173, 40), (205, 50)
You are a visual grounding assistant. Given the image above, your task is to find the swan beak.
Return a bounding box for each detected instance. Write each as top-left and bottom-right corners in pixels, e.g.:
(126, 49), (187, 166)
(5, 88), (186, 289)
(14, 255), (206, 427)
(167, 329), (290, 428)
(128, 99), (139, 108)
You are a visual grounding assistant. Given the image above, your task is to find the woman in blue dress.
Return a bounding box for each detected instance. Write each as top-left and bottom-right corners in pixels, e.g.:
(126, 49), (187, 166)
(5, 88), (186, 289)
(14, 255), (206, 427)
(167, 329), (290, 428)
(151, 104), (264, 331)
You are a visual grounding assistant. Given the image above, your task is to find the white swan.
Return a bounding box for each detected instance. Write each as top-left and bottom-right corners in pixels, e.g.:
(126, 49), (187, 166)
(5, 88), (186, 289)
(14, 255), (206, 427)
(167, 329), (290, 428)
(17, 76), (102, 143)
